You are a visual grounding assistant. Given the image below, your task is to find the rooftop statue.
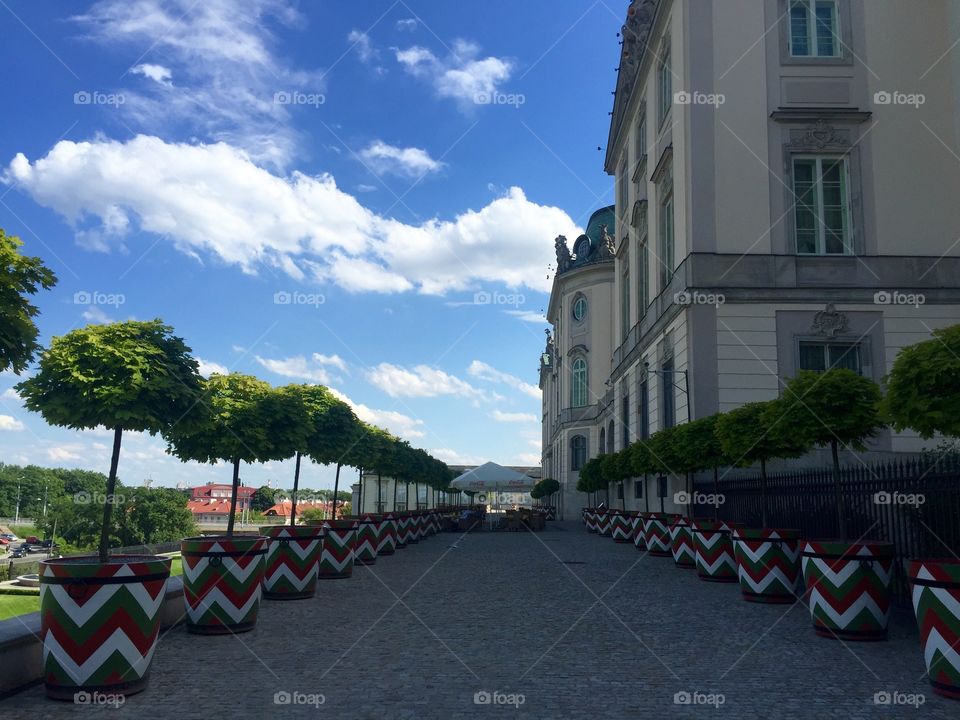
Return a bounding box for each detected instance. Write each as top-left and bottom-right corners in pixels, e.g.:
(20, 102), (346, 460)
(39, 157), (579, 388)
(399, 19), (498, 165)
(555, 235), (572, 273)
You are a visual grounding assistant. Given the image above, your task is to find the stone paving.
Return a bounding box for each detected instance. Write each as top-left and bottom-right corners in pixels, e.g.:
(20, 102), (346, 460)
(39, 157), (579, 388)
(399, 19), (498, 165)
(2, 521), (954, 719)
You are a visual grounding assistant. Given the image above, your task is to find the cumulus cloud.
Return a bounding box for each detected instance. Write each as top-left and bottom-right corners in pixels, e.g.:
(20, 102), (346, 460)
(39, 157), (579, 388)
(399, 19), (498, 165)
(347, 30), (378, 64)
(395, 39), (512, 109)
(0, 415), (25, 431)
(396, 18), (418, 32)
(197, 357), (229, 377)
(5, 135), (579, 294)
(255, 354), (347, 384)
(431, 447), (483, 465)
(328, 388), (425, 440)
(367, 363), (485, 400)
(359, 140), (443, 178)
(81, 306), (113, 324)
(490, 410), (538, 423)
(467, 360), (540, 400)
(131, 63), (173, 86)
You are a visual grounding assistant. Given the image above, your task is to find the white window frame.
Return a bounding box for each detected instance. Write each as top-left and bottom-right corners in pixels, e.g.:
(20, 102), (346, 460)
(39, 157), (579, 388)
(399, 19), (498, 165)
(792, 155), (852, 256)
(658, 164), (675, 286)
(657, 39), (672, 126)
(621, 259), (630, 341)
(789, 0), (840, 58)
(571, 357), (588, 408)
(617, 155), (629, 233)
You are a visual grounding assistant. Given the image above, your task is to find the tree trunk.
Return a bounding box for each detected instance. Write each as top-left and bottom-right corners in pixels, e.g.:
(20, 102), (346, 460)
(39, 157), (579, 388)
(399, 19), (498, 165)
(226, 457), (241, 538)
(713, 465), (720, 520)
(760, 458), (768, 528)
(644, 474), (650, 512)
(98, 426), (123, 562)
(392, 476), (398, 511)
(377, 471), (382, 514)
(832, 439), (847, 541)
(686, 472), (692, 518)
(621, 482), (626, 510)
(331, 463), (342, 519)
(358, 467), (364, 515)
(289, 451), (302, 527)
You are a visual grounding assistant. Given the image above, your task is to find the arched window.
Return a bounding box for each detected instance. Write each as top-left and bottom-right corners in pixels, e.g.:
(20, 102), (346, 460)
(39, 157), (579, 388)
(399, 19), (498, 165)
(598, 427), (606, 456)
(571, 357), (588, 408)
(570, 435), (587, 471)
(607, 420), (615, 454)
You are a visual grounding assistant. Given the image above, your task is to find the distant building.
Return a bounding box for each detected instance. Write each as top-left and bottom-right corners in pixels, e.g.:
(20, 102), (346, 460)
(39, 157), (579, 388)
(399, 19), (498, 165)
(190, 483), (254, 510)
(263, 500), (332, 519)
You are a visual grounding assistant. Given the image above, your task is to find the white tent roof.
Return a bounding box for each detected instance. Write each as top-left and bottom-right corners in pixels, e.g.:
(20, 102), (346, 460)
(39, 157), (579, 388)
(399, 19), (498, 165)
(449, 462), (536, 492)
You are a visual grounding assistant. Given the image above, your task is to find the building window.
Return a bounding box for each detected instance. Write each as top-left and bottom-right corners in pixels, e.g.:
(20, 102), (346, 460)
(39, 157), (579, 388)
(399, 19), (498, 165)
(621, 393), (630, 449)
(621, 261), (631, 341)
(571, 357), (588, 408)
(659, 164), (675, 287)
(798, 341), (862, 375)
(607, 420), (615, 454)
(618, 155), (629, 233)
(570, 435), (587, 471)
(638, 240), (649, 318)
(617, 483), (624, 500)
(573, 295), (587, 322)
(598, 427), (606, 455)
(662, 357), (676, 429)
(789, 0), (839, 58)
(635, 114), (647, 164)
(639, 377), (650, 439)
(634, 479), (643, 498)
(657, 39), (672, 125)
(793, 156), (851, 255)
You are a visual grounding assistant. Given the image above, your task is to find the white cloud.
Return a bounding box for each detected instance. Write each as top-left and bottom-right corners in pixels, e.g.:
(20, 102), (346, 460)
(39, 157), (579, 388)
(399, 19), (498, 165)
(347, 30), (377, 63)
(359, 140), (443, 179)
(5, 136), (579, 294)
(255, 354), (345, 384)
(1, 388), (21, 403)
(48, 444), (83, 461)
(395, 39), (512, 109)
(490, 410), (538, 423)
(505, 309), (547, 324)
(81, 306), (113, 324)
(0, 415), (24, 431)
(328, 388), (425, 440)
(514, 453), (541, 466)
(467, 360), (540, 400)
(356, 184), (377, 193)
(396, 18), (418, 32)
(197, 357), (229, 377)
(367, 363), (485, 400)
(131, 63), (173, 86)
(431, 447), (483, 465)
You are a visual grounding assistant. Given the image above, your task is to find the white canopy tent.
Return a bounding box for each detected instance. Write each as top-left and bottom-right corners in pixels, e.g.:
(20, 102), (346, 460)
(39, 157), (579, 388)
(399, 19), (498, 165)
(449, 462), (536, 507)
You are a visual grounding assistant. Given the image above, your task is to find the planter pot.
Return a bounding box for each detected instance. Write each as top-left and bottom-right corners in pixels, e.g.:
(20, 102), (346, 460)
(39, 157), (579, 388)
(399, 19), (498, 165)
(39, 555), (171, 700)
(610, 510), (632, 543)
(350, 515), (380, 566)
(581, 507), (588, 525)
(732, 528), (801, 604)
(377, 512), (397, 556)
(801, 541), (894, 641)
(316, 520), (358, 579)
(596, 510), (613, 537)
(670, 517), (702, 568)
(260, 525), (324, 601)
(407, 512), (421, 544)
(643, 513), (681, 556)
(585, 509), (598, 534)
(908, 559), (960, 700)
(546, 507), (556, 520)
(395, 512), (410, 548)
(693, 520), (741, 582)
(633, 513), (649, 550)
(181, 535), (268, 635)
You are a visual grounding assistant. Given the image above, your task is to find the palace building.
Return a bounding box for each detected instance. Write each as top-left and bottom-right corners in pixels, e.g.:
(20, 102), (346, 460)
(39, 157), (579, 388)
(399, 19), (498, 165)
(541, 0), (960, 519)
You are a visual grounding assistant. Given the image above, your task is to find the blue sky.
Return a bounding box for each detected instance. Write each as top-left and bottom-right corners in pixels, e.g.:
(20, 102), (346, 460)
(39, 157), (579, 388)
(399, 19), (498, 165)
(0, 0), (620, 491)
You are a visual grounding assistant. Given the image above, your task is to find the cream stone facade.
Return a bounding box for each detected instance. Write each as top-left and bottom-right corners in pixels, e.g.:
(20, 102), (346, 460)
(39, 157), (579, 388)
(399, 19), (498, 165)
(542, 0), (960, 520)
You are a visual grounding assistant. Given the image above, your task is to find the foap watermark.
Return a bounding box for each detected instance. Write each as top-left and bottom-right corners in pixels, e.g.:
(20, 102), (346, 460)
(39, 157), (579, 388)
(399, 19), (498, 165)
(473, 290), (525, 307)
(274, 690), (325, 708)
(675, 491), (725, 508)
(74, 691), (125, 708)
(874, 491), (925, 508)
(274, 90), (325, 108)
(874, 91), (925, 109)
(274, 290), (326, 307)
(674, 90), (725, 107)
(473, 690), (525, 708)
(74, 290), (125, 308)
(473, 91), (525, 108)
(74, 90), (125, 107)
(75, 491), (125, 505)
(673, 690), (725, 708)
(874, 290), (925, 308)
(873, 690), (925, 708)
(675, 290), (725, 307)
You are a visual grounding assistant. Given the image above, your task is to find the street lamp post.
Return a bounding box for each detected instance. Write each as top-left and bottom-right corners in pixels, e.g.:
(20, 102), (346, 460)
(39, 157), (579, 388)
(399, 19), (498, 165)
(14, 480), (21, 525)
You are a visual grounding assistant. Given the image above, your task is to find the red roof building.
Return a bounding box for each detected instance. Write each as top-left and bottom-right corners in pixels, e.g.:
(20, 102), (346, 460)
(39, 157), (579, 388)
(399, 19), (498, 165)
(264, 500), (332, 519)
(190, 483), (255, 510)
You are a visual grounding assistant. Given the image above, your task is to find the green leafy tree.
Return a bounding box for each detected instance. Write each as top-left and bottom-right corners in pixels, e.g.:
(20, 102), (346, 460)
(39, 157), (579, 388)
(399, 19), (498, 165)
(0, 228), (57, 375)
(885, 324), (960, 439)
(300, 506), (327, 524)
(250, 485), (278, 513)
(165, 373), (306, 536)
(671, 415), (730, 518)
(629, 441), (655, 511)
(768, 369), (884, 539)
(17, 320), (204, 560)
(301, 386), (359, 520)
(118, 487), (198, 545)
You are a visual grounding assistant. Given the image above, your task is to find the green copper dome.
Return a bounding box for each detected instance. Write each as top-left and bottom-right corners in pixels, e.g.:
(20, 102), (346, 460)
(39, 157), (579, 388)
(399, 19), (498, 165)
(584, 205), (615, 245)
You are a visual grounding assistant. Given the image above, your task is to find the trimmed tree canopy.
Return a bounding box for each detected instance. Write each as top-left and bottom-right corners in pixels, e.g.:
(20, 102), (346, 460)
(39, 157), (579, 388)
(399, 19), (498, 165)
(0, 228), (57, 375)
(672, 414), (729, 472)
(885, 323), (960, 438)
(716, 401), (807, 468)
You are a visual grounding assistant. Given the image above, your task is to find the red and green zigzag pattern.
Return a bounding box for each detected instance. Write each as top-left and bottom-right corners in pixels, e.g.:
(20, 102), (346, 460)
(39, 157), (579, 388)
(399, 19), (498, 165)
(610, 512), (632, 543)
(260, 526), (323, 598)
(643, 514), (680, 556)
(181, 536), (267, 632)
(378, 514), (397, 555)
(693, 520), (739, 582)
(633, 514), (647, 550)
(353, 516), (379, 565)
(669, 518), (697, 568)
(319, 521), (357, 578)
(732, 528), (801, 603)
(909, 559), (960, 699)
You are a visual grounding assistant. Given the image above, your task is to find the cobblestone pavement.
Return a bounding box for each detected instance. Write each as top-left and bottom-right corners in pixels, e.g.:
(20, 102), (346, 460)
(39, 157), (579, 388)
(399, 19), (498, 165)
(2, 522), (954, 719)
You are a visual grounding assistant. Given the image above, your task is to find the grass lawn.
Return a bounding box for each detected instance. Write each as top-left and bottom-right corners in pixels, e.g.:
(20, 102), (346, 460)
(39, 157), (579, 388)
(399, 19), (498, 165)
(8, 524), (38, 538)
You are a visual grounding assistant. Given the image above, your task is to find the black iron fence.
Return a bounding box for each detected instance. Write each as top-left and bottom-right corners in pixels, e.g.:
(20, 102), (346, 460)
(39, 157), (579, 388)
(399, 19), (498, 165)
(692, 455), (960, 606)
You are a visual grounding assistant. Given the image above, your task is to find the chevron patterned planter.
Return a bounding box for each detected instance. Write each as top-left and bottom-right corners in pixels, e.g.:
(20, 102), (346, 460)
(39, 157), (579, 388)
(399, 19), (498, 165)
(596, 510), (612, 537)
(181, 536), (268, 635)
(801, 541), (894, 641)
(395, 512), (410, 548)
(585, 509), (598, 534)
(633, 513), (649, 550)
(610, 510), (632, 543)
(581, 507), (588, 525)
(908, 559), (960, 700)
(643, 513), (681, 556)
(259, 525), (324, 601)
(315, 519), (357, 578)
(407, 512), (421, 544)
(693, 520), (741, 582)
(732, 528), (801, 604)
(38, 555), (171, 700)
(351, 515), (379, 566)
(670, 517), (701, 568)
(377, 513), (397, 556)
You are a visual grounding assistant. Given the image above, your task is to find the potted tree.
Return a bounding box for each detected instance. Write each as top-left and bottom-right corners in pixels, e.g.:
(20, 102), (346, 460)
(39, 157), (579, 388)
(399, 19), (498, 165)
(886, 323), (960, 697)
(540, 478), (560, 519)
(642, 427), (682, 556)
(598, 453), (619, 537)
(18, 320), (200, 698)
(576, 457), (601, 533)
(716, 402), (806, 603)
(629, 441), (654, 550)
(166, 373), (302, 633)
(774, 369), (890, 640)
